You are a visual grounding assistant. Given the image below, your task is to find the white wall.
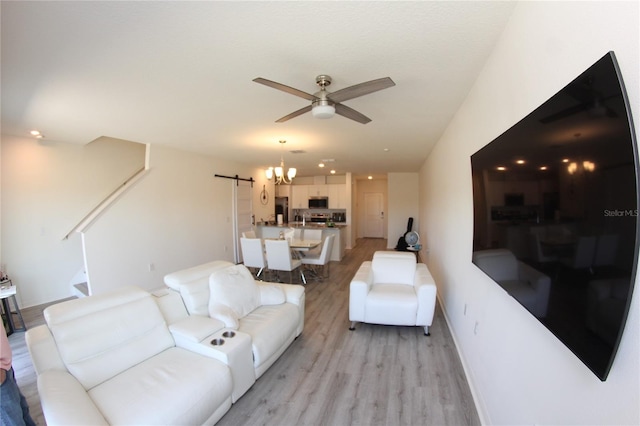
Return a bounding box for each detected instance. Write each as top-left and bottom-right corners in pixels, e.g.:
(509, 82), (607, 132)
(420, 2), (639, 425)
(83, 143), (271, 295)
(1, 135), (145, 306)
(387, 173), (419, 249)
(1, 136), (273, 303)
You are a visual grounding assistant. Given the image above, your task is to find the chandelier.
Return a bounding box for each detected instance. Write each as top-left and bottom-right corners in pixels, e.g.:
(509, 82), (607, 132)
(265, 140), (297, 184)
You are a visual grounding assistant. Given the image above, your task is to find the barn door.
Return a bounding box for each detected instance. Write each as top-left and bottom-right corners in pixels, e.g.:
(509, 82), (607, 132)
(234, 180), (253, 263)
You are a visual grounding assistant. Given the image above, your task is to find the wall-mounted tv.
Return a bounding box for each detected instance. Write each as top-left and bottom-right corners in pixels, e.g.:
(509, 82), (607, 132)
(471, 52), (638, 381)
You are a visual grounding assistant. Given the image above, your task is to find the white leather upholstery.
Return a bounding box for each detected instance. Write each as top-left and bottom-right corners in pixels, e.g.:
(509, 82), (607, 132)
(265, 239), (305, 284)
(26, 286), (233, 426)
(349, 251), (437, 335)
(242, 230), (257, 238)
(473, 248), (551, 318)
(241, 237), (267, 277)
(164, 260), (234, 316)
(301, 234), (335, 278)
(303, 229), (323, 240)
(165, 262), (305, 379)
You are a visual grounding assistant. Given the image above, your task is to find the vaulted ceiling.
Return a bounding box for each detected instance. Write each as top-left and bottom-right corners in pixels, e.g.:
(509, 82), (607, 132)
(1, 1), (516, 178)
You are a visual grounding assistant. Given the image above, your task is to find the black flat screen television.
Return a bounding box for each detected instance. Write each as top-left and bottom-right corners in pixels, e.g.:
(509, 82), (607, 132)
(471, 52), (638, 381)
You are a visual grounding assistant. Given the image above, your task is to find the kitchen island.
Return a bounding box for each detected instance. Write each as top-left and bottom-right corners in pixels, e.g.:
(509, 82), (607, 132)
(256, 223), (347, 261)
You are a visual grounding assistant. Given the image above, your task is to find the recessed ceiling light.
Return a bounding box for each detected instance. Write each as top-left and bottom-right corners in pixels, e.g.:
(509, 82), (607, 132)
(383, 148), (389, 152)
(368, 175), (373, 180)
(562, 158), (570, 163)
(318, 163), (325, 168)
(516, 159), (525, 165)
(539, 166), (548, 171)
(497, 166), (507, 171)
(330, 170), (336, 174)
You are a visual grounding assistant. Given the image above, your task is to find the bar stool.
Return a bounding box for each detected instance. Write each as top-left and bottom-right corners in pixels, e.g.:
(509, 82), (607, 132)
(1, 280), (26, 335)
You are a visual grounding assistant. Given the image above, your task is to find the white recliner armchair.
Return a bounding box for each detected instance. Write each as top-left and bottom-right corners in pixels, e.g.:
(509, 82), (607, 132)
(473, 248), (551, 318)
(349, 251), (437, 335)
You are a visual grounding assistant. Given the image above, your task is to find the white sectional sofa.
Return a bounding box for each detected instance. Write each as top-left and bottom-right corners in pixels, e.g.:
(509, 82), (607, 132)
(26, 261), (305, 426)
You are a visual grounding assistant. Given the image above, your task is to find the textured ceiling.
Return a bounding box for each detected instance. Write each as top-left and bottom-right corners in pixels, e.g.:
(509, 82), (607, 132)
(1, 1), (516, 178)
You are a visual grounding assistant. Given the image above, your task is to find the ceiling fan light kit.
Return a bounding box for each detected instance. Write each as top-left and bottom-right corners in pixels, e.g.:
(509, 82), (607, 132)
(253, 74), (395, 124)
(312, 101), (335, 119)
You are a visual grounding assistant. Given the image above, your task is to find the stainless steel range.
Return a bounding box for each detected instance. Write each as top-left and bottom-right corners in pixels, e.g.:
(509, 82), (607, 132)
(310, 213), (331, 223)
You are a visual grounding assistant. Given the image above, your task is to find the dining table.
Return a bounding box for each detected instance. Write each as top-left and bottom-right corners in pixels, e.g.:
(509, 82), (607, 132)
(288, 239), (322, 251)
(264, 238), (322, 258)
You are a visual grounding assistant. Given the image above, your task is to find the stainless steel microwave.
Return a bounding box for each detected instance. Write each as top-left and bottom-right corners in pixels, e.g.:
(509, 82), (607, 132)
(308, 196), (328, 209)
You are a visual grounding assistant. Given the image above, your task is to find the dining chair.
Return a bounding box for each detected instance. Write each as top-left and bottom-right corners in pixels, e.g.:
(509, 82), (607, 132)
(242, 230), (257, 239)
(303, 229), (323, 256)
(303, 229), (322, 241)
(265, 239), (306, 284)
(283, 228), (296, 242)
(301, 234), (334, 280)
(240, 237), (267, 279)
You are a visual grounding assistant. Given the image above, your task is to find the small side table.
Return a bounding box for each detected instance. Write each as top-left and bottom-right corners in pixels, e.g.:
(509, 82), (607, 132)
(1, 280), (27, 335)
(406, 247), (421, 263)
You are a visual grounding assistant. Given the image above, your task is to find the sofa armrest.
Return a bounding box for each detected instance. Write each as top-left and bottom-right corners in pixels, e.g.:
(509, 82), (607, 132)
(349, 261), (373, 322)
(169, 315), (226, 346)
(25, 325), (66, 375)
(414, 264), (437, 326)
(258, 282), (306, 336)
(207, 304), (241, 329)
(266, 282), (305, 306)
(38, 370), (109, 425)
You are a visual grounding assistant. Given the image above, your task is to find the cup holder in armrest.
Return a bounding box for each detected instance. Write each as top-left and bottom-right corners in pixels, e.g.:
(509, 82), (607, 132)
(222, 331), (236, 338)
(210, 338), (225, 346)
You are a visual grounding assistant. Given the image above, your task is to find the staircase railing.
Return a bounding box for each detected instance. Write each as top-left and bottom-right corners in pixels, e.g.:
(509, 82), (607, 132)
(62, 166), (148, 240)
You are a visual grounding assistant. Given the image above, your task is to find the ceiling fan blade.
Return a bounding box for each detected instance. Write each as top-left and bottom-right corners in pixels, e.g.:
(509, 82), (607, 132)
(327, 77), (395, 103)
(253, 77), (317, 101)
(335, 103), (371, 124)
(276, 105), (312, 123)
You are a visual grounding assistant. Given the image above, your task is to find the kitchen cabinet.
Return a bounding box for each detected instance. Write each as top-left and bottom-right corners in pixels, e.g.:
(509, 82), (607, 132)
(308, 185), (329, 197)
(328, 185), (347, 209)
(291, 185), (308, 208)
(291, 183), (348, 209)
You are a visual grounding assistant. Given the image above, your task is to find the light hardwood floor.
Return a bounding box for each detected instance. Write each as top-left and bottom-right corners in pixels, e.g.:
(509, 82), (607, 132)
(8, 238), (480, 426)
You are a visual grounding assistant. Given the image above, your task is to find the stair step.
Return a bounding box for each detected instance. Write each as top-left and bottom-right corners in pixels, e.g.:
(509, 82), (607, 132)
(73, 282), (89, 297)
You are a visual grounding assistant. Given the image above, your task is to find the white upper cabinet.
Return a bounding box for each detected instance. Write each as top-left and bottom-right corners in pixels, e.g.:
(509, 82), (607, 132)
(291, 185), (308, 208)
(328, 185), (347, 208)
(291, 183), (347, 209)
(308, 185), (329, 197)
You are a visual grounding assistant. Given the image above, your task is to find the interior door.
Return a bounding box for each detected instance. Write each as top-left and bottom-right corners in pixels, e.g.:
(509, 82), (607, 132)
(234, 180), (253, 263)
(364, 192), (384, 238)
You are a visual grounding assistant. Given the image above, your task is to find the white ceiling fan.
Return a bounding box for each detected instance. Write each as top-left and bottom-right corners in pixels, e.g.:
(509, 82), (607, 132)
(253, 74), (395, 124)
